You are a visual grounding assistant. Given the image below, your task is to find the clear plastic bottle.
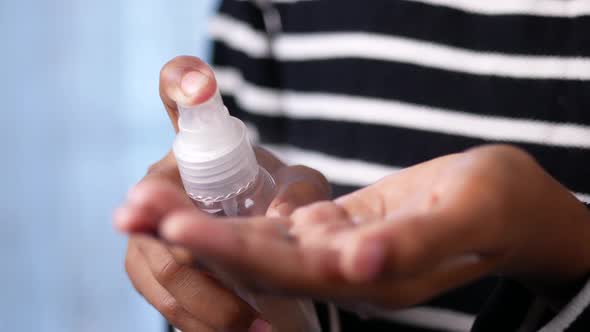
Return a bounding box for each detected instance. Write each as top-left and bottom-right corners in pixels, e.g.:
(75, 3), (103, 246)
(192, 166), (277, 217)
(173, 89), (321, 332)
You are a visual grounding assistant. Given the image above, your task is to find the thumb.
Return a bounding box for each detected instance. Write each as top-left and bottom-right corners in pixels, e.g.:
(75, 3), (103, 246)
(159, 55), (218, 132)
(266, 165), (332, 217)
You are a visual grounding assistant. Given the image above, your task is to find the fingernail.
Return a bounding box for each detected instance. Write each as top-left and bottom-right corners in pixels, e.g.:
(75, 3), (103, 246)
(249, 319), (272, 332)
(181, 71), (210, 97)
(161, 219), (187, 242)
(267, 202), (295, 218)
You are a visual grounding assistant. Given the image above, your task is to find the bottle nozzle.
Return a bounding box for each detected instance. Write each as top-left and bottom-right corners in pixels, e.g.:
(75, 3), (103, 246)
(177, 89), (241, 153)
(178, 89), (231, 132)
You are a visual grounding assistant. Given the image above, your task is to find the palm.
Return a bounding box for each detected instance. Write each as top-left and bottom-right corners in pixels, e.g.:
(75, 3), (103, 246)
(155, 145), (590, 312)
(155, 151), (505, 309)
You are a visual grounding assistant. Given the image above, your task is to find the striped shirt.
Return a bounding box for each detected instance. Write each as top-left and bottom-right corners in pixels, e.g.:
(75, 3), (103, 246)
(208, 0), (590, 331)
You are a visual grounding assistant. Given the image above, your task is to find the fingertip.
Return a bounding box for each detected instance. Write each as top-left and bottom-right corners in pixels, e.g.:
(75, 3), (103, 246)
(113, 206), (131, 233)
(248, 318), (272, 332)
(357, 242), (386, 281)
(113, 204), (159, 234)
(159, 212), (193, 243)
(267, 201), (296, 218)
(161, 56), (218, 106)
(126, 180), (163, 207)
(161, 213), (242, 263)
(127, 179), (192, 211)
(160, 55), (217, 100)
(341, 239), (385, 283)
(160, 211), (220, 243)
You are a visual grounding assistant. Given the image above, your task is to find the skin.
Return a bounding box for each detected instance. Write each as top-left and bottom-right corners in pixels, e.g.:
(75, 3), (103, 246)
(147, 145), (590, 311)
(114, 56), (330, 332)
(116, 56), (590, 329)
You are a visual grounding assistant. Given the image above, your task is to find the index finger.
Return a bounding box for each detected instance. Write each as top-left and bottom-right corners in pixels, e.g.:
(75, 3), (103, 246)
(158, 211), (344, 297)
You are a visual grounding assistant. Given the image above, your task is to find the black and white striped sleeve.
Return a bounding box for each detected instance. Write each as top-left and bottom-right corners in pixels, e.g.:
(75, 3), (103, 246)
(208, 1), (590, 332)
(472, 277), (590, 332)
(557, 280), (590, 332)
(210, 0), (287, 146)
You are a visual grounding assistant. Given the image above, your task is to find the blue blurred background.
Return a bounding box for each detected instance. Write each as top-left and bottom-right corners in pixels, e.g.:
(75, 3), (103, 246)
(0, 0), (218, 331)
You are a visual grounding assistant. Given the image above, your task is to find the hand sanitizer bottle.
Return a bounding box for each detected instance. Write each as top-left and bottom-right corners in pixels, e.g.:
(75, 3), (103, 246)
(173, 89), (276, 217)
(173, 89), (321, 332)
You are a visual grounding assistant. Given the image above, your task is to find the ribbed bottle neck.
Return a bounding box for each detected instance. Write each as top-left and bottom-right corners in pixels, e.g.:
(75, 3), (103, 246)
(174, 116), (259, 202)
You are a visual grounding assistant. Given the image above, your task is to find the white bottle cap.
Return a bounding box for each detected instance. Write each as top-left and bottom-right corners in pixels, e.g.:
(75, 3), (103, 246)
(173, 89), (259, 202)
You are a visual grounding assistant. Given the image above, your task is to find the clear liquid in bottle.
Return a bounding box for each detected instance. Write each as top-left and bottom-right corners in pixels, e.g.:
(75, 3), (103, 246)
(192, 166), (277, 217)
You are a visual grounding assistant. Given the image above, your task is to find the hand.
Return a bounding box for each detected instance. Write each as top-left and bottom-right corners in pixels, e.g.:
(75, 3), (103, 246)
(152, 145), (590, 310)
(114, 56), (330, 331)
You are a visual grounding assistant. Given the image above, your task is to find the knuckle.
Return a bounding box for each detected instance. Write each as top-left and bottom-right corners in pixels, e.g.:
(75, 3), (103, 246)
(124, 241), (140, 277)
(169, 247), (196, 265)
(290, 164), (324, 179)
(290, 165), (332, 196)
(291, 205), (315, 223)
(154, 256), (184, 287)
(482, 144), (530, 159)
(493, 145), (537, 172)
(146, 157), (176, 179)
(157, 295), (186, 325)
(467, 144), (535, 173)
(463, 144), (537, 195)
(146, 161), (163, 175)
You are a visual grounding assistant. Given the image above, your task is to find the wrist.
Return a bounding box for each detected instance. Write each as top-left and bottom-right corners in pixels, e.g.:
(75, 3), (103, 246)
(501, 180), (590, 309)
(512, 199), (590, 310)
